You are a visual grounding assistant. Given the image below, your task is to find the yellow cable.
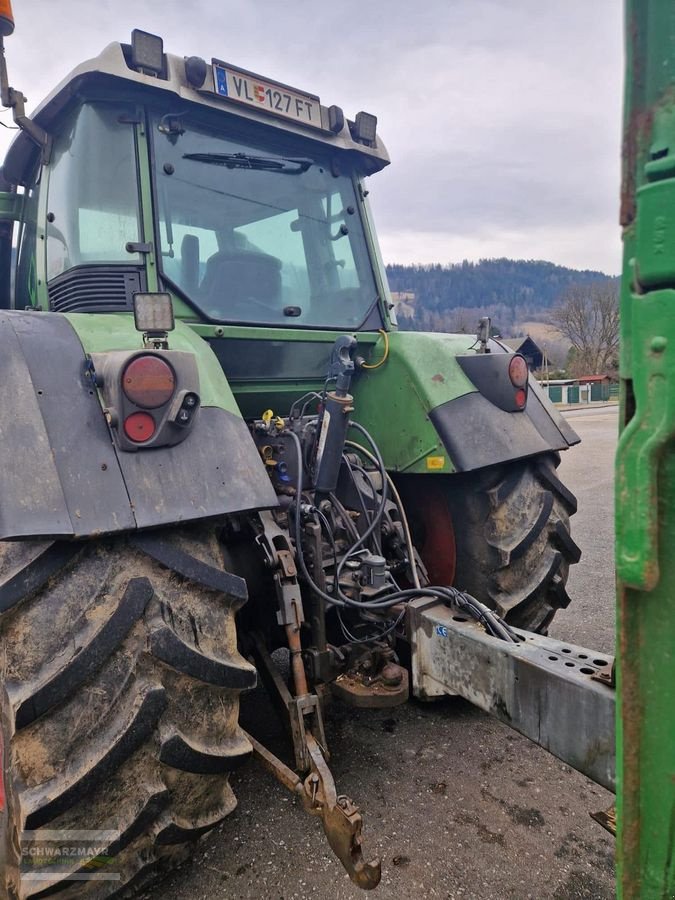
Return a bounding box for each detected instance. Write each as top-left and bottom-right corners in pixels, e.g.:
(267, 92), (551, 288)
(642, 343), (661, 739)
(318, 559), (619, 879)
(361, 329), (390, 370)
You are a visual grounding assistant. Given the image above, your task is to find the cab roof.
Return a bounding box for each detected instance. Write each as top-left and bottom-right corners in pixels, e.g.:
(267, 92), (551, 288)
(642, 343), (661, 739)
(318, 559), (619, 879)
(4, 39), (390, 186)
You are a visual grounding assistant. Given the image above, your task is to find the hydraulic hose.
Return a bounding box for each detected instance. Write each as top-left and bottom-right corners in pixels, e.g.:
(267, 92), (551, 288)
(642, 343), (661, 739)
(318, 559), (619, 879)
(287, 426), (518, 641)
(344, 439), (421, 590)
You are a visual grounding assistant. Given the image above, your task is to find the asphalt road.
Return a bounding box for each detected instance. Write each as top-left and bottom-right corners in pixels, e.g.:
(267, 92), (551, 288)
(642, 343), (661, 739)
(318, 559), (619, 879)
(552, 406), (617, 655)
(149, 406), (619, 900)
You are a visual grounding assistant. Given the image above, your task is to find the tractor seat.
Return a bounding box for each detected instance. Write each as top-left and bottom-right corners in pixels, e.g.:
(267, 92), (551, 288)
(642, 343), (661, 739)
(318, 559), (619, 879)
(180, 234), (200, 295)
(200, 250), (282, 318)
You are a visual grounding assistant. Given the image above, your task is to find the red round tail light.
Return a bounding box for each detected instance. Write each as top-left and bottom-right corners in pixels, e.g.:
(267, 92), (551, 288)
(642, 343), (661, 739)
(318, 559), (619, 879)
(508, 355), (529, 388)
(514, 388), (527, 409)
(123, 412), (156, 443)
(122, 356), (176, 409)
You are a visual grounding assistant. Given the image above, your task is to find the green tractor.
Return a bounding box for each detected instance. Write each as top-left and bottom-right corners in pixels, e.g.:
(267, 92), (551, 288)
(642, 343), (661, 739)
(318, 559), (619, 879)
(0, 10), (584, 897)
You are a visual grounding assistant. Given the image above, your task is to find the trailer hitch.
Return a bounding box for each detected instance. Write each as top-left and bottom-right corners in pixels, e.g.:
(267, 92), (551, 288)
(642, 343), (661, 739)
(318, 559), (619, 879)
(304, 732), (381, 889)
(245, 729), (381, 890)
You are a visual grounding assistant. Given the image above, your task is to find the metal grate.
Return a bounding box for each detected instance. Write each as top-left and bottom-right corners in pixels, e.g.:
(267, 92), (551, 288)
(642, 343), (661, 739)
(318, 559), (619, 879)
(48, 266), (144, 314)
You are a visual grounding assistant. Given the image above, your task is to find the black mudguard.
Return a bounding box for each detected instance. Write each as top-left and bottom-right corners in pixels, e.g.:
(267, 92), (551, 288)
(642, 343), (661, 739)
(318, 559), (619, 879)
(0, 310), (278, 540)
(430, 381), (579, 472)
(431, 344), (580, 473)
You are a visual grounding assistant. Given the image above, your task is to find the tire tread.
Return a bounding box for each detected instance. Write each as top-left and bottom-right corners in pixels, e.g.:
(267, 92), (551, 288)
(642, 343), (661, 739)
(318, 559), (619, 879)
(0, 526), (251, 899)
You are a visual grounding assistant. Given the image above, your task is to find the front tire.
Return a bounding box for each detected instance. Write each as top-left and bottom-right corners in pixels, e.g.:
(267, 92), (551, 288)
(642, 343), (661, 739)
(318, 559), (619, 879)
(0, 526), (255, 899)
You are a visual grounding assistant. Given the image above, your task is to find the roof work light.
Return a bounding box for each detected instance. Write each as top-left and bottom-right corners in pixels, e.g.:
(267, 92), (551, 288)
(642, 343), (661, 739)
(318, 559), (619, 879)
(131, 29), (164, 75)
(354, 111), (377, 145)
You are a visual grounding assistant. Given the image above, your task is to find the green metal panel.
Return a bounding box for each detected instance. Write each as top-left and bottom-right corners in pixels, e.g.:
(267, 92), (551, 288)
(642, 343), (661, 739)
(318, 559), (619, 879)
(190, 324), (381, 419)
(351, 331), (478, 474)
(65, 313), (240, 415)
(548, 385), (563, 403)
(135, 113), (159, 293)
(617, 2), (675, 896)
(188, 323), (383, 344)
(189, 327), (476, 471)
(567, 385), (579, 404)
(590, 382), (603, 402)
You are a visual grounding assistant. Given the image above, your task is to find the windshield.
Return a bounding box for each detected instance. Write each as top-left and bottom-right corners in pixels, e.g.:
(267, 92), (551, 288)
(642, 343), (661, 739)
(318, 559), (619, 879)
(151, 115), (380, 329)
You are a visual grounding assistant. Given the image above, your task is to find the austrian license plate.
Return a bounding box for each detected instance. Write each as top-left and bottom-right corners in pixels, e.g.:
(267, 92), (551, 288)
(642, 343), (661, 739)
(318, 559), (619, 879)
(212, 62), (322, 130)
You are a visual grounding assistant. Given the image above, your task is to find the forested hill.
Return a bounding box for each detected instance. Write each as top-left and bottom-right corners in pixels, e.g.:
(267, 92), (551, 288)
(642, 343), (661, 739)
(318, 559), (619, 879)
(385, 259), (611, 333)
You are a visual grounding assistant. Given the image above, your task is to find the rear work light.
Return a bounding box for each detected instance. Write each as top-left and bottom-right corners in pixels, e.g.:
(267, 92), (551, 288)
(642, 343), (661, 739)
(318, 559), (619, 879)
(508, 355), (529, 388)
(122, 356), (176, 409)
(123, 412), (156, 443)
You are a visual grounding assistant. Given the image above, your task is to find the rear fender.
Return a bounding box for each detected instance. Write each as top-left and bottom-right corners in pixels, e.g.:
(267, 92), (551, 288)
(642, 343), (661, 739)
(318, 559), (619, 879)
(0, 310), (277, 540)
(352, 331), (579, 474)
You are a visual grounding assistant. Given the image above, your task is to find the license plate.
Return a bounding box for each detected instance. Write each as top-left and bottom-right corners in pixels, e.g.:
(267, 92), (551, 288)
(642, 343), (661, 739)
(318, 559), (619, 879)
(212, 62), (322, 130)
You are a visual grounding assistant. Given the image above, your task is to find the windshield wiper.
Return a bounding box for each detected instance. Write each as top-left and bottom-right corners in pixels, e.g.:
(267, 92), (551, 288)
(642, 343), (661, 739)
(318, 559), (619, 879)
(182, 152), (312, 175)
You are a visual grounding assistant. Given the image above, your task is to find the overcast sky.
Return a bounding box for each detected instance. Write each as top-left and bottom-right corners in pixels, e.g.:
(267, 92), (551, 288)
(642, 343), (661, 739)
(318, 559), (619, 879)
(1, 0), (623, 273)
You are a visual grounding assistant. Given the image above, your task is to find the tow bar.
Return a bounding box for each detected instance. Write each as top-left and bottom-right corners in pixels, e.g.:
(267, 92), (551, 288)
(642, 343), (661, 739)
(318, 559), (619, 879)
(408, 597), (615, 793)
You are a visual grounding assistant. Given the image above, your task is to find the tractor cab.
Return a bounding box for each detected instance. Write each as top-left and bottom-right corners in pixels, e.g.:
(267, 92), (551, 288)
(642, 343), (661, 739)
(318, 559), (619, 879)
(4, 32), (392, 340)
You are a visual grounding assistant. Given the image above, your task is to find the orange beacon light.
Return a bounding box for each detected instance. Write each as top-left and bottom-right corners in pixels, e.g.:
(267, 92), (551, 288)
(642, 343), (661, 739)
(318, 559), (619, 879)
(0, 0), (14, 37)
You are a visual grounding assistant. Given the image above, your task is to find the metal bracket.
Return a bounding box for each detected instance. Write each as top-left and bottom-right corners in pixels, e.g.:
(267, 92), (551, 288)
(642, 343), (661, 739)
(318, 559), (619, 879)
(249, 631), (326, 771)
(303, 732), (381, 890)
(0, 37), (52, 163)
(288, 692), (327, 771)
(245, 729), (381, 890)
(409, 599), (616, 792)
(125, 241), (154, 254)
(256, 510), (304, 627)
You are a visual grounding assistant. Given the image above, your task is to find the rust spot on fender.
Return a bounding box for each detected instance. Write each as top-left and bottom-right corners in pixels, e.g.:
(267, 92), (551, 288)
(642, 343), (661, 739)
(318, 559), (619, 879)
(431, 373), (445, 383)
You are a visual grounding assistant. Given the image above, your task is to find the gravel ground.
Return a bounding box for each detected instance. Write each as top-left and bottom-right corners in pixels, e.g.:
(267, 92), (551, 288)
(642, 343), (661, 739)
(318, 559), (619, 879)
(146, 406), (618, 900)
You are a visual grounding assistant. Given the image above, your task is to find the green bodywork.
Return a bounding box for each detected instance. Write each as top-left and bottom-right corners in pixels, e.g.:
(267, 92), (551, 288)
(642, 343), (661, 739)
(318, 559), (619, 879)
(190, 325), (476, 473)
(65, 312), (240, 414)
(189, 323), (381, 419)
(617, 2), (675, 896)
(66, 313), (478, 474)
(352, 331), (477, 474)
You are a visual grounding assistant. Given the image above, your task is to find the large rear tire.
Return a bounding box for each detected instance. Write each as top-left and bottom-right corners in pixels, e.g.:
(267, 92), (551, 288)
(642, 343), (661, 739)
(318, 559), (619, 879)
(445, 453), (581, 632)
(0, 526), (255, 899)
(399, 453), (580, 633)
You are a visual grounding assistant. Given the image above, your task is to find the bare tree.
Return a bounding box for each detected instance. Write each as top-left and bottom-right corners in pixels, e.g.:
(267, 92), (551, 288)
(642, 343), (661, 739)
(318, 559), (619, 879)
(550, 281), (619, 376)
(447, 309), (472, 333)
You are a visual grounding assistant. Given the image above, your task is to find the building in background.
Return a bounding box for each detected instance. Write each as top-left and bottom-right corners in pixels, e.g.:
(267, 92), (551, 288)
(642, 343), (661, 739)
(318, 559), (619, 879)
(500, 336), (545, 371)
(539, 374), (614, 404)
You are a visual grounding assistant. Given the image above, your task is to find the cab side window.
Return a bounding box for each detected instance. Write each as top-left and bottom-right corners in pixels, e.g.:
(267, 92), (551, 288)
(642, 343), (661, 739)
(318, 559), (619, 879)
(46, 103), (141, 281)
